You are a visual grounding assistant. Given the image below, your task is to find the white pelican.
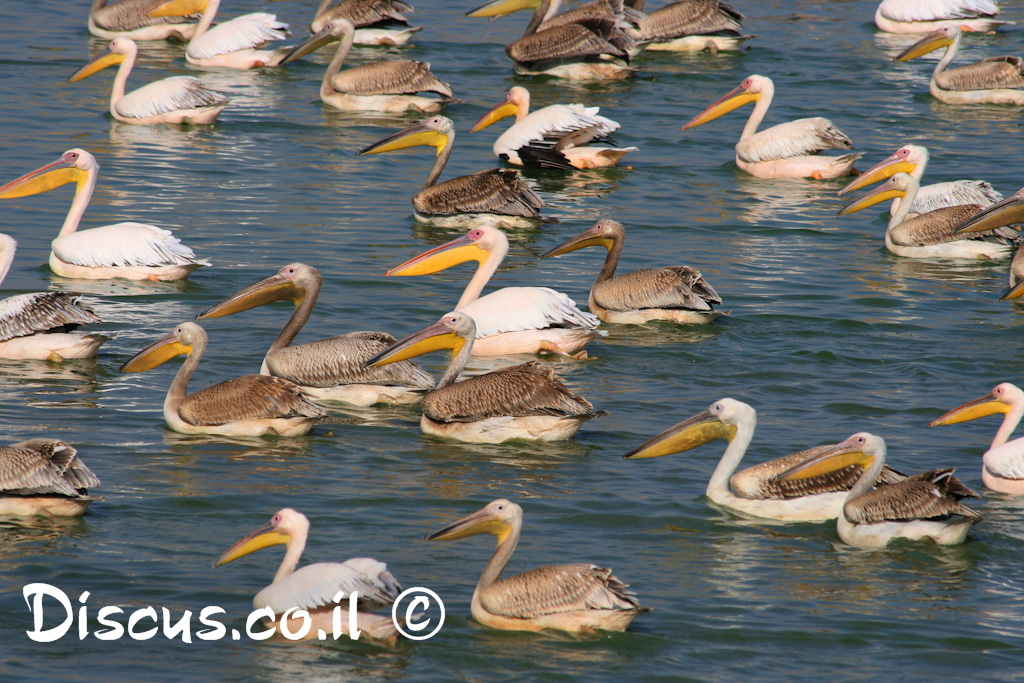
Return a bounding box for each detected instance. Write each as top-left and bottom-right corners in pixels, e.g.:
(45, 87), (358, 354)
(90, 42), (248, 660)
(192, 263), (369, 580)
(626, 0), (754, 53)
(197, 263), (434, 406)
(0, 234), (109, 361)
(780, 432), (982, 549)
(624, 398), (905, 522)
(280, 19), (451, 114)
(148, 0), (293, 69)
(366, 311), (605, 443)
(874, 0), (1012, 34)
(386, 225), (600, 357)
(837, 144), (1001, 215)
(89, 0), (200, 41)
(931, 382), (1024, 494)
(950, 186), (1024, 299)
(540, 219), (720, 324)
(0, 149), (209, 281)
(0, 439), (101, 517)
(121, 322), (326, 437)
(681, 74), (860, 179)
(68, 38), (228, 124)
(214, 508), (403, 642)
(356, 116), (546, 228)
(469, 86), (636, 170)
(426, 499), (646, 633)
(837, 172), (1017, 259)
(310, 0), (422, 46)
(894, 25), (1024, 104)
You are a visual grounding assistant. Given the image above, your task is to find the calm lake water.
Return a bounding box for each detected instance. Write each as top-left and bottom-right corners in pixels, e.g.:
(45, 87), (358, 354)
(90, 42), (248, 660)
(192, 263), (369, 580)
(2, 0), (1024, 680)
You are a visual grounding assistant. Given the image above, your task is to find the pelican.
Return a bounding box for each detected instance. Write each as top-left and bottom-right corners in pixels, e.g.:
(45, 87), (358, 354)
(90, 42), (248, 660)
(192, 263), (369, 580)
(0, 440), (100, 517)
(148, 0), (293, 69)
(874, 0), (1012, 34)
(214, 508), (403, 641)
(120, 322), (326, 437)
(780, 433), (982, 549)
(310, 0), (422, 46)
(365, 311), (605, 443)
(196, 263), (434, 406)
(356, 116), (546, 228)
(0, 149), (209, 281)
(837, 144), (1001, 215)
(623, 398), (905, 522)
(386, 225), (600, 357)
(837, 172), (1017, 259)
(469, 86), (636, 170)
(951, 186), (1024, 299)
(681, 74), (860, 179)
(89, 0), (200, 41)
(894, 25), (1024, 104)
(0, 234), (109, 361)
(626, 0), (753, 53)
(67, 38), (228, 124)
(426, 499), (646, 633)
(540, 219), (720, 324)
(280, 19), (451, 113)
(931, 382), (1024, 494)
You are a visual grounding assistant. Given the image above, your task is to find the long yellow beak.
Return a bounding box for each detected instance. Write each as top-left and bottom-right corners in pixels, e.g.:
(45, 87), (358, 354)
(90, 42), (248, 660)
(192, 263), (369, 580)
(953, 190), (1024, 235)
(1002, 279), (1024, 302)
(364, 319), (465, 367)
(425, 506), (511, 544)
(212, 523), (289, 569)
(464, 0), (541, 18)
(895, 30), (952, 62)
(356, 122), (449, 158)
(120, 331), (192, 372)
(196, 273), (304, 319)
(470, 97), (518, 133)
(838, 153), (915, 197)
(0, 158), (85, 199)
(540, 229), (613, 259)
(930, 393), (1011, 427)
(836, 184), (905, 216)
(68, 49), (125, 83)
(681, 85), (759, 132)
(778, 439), (874, 482)
(387, 235), (489, 277)
(147, 0), (207, 19)
(623, 408), (737, 459)
(279, 23), (338, 66)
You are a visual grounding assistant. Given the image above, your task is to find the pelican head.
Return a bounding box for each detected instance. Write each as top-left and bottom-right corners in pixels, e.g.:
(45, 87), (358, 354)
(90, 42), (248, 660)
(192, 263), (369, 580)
(68, 38), (138, 83)
(212, 508), (308, 569)
(197, 263), (317, 319)
(931, 382), (1022, 427)
(836, 173), (915, 216)
(470, 87), (529, 133)
(623, 398), (748, 460)
(465, 0), (541, 19)
(387, 226), (504, 277)
(894, 25), (964, 63)
(120, 322), (204, 372)
(0, 149), (94, 199)
(364, 311), (473, 368)
(148, 0), (208, 19)
(356, 117), (453, 158)
(838, 145), (927, 196)
(681, 75), (772, 133)
(426, 498), (520, 546)
(280, 18), (354, 66)
(779, 432), (881, 483)
(540, 219), (623, 259)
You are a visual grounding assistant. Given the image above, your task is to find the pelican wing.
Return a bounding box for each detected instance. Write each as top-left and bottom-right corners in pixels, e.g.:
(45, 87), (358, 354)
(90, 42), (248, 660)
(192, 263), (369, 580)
(592, 267), (721, 313)
(330, 61), (451, 96)
(93, 0), (197, 31)
(507, 24), (627, 65)
(736, 118), (853, 164)
(911, 180), (1002, 213)
(314, 0), (411, 30)
(877, 0), (1000, 22)
(633, 0), (744, 41)
(0, 293), (100, 342)
(731, 446), (907, 500)
(178, 375), (326, 426)
(116, 77), (228, 120)
(499, 104), (619, 156)
(254, 558), (402, 613)
(52, 223), (206, 269)
(460, 287), (599, 339)
(889, 204), (1018, 246)
(187, 13), (289, 60)
(266, 332), (434, 389)
(415, 170), (543, 218)
(482, 564), (640, 619)
(936, 57), (1024, 92)
(845, 469), (981, 524)
(0, 440), (98, 497)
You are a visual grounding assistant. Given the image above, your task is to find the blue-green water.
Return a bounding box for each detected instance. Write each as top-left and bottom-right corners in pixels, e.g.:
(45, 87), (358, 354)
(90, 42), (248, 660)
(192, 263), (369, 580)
(2, 0), (1024, 680)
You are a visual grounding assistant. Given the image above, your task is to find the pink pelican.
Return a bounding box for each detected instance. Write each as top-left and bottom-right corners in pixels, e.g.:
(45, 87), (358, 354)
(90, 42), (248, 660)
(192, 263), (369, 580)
(874, 0), (1012, 33)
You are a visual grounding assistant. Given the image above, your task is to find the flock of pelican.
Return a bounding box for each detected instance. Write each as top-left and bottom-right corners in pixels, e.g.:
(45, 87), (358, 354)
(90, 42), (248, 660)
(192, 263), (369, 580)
(4, 0), (1024, 641)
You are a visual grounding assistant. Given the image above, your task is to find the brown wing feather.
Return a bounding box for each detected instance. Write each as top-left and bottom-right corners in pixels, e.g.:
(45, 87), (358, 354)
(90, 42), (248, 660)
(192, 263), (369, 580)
(178, 375), (326, 426)
(507, 24), (627, 65)
(93, 0), (196, 31)
(845, 469), (982, 524)
(592, 267), (721, 312)
(316, 0), (411, 28)
(330, 61), (451, 96)
(0, 292), (101, 342)
(636, 0), (744, 40)
(266, 332), (433, 389)
(0, 440), (98, 497)
(731, 445), (905, 500)
(414, 170), (543, 218)
(938, 57), (1024, 92)
(482, 564), (641, 619)
(888, 204), (1020, 246)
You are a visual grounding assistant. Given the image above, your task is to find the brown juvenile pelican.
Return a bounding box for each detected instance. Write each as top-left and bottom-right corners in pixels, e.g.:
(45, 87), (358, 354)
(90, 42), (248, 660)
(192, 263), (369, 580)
(540, 219), (720, 324)
(894, 25), (1024, 104)
(89, 0), (200, 41)
(626, 0), (753, 53)
(951, 186), (1024, 299)
(874, 0), (1012, 34)
(120, 322), (326, 437)
(356, 116), (545, 228)
(310, 0), (422, 45)
(426, 499), (646, 633)
(0, 440), (100, 517)
(197, 263), (434, 406)
(214, 508), (403, 641)
(366, 311), (605, 443)
(780, 432), (982, 549)
(280, 18), (451, 113)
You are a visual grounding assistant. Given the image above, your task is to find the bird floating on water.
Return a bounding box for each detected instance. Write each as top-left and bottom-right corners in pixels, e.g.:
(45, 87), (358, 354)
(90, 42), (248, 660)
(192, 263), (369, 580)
(89, 0), (200, 41)
(310, 0), (422, 45)
(626, 0), (754, 53)
(0, 439), (101, 517)
(951, 186), (1024, 299)
(874, 0), (1012, 34)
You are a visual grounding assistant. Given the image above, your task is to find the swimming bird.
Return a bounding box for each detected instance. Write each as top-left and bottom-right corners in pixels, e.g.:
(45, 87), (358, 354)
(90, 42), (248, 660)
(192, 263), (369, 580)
(624, 398), (905, 522)
(540, 219), (720, 324)
(120, 322), (326, 437)
(426, 499), (646, 633)
(0, 149), (209, 281)
(894, 25), (1024, 104)
(681, 74), (860, 179)
(196, 263), (434, 406)
(837, 172), (1017, 259)
(874, 0), (1012, 34)
(214, 508), (403, 641)
(356, 116), (545, 228)
(470, 86), (636, 170)
(780, 432), (981, 548)
(280, 18), (451, 113)
(386, 225), (600, 357)
(950, 186), (1024, 299)
(0, 439), (101, 517)
(310, 0), (422, 45)
(931, 382), (1024, 494)
(365, 311), (605, 443)
(67, 38), (228, 124)
(89, 0), (200, 41)
(625, 0), (753, 53)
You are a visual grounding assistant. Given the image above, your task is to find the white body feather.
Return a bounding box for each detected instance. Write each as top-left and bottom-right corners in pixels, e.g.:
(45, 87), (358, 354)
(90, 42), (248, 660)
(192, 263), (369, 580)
(875, 0), (1011, 32)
